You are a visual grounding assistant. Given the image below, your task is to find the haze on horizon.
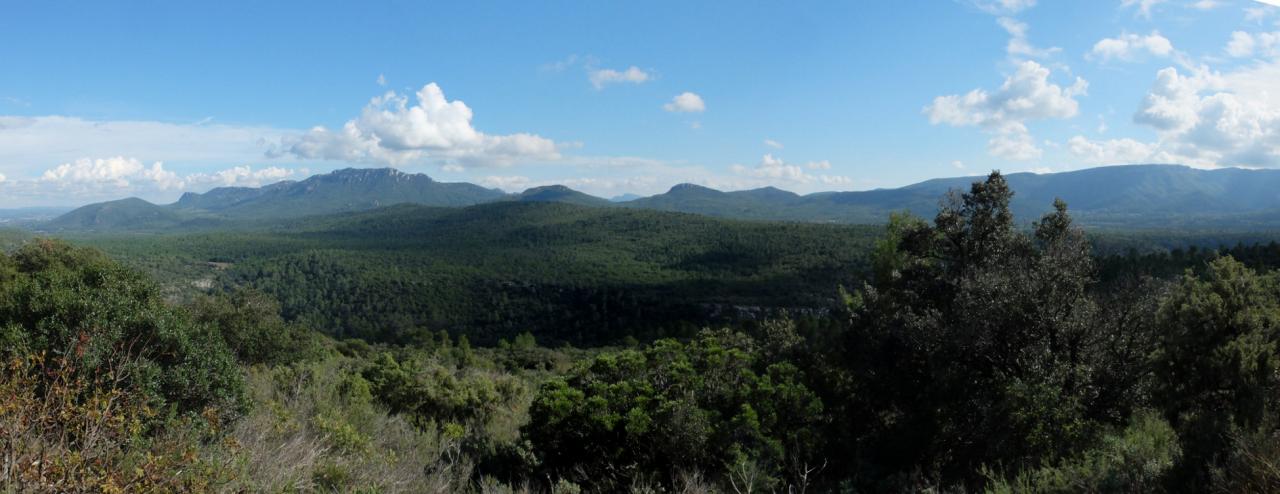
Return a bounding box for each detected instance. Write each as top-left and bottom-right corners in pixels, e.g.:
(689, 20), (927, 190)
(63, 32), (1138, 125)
(2, 0), (1280, 208)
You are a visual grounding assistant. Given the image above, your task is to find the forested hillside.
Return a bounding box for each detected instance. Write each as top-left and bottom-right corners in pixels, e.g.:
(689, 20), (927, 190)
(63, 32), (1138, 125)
(70, 202), (879, 345)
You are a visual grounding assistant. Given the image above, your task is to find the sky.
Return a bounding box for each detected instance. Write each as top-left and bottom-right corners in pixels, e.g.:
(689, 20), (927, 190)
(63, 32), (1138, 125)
(1, 0), (1279, 207)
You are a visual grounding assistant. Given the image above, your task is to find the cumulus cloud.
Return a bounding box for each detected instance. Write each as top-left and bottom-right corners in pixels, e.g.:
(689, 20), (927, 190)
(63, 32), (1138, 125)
(763, 139), (784, 149)
(270, 83), (559, 168)
(40, 157), (184, 191)
(588, 66), (652, 89)
(1122, 0), (1168, 18)
(1245, 5), (1276, 22)
(14, 157), (304, 203)
(926, 61), (1087, 127)
(186, 165), (302, 188)
(477, 175), (534, 191)
(1067, 136), (1156, 165)
(998, 17), (1059, 58)
(1130, 65), (1280, 167)
(1133, 67), (1222, 131)
(1226, 31), (1280, 58)
(988, 124), (1043, 161)
(729, 154), (850, 186)
(663, 92), (706, 113)
(1088, 31), (1175, 62)
(925, 61), (1086, 161)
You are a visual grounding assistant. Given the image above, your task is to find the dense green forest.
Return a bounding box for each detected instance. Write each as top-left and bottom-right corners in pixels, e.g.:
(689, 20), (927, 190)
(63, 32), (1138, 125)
(6, 172), (1280, 492)
(66, 203), (880, 346)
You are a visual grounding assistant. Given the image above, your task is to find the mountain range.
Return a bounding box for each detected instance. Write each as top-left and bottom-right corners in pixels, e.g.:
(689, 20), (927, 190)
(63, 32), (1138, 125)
(45, 164), (1280, 231)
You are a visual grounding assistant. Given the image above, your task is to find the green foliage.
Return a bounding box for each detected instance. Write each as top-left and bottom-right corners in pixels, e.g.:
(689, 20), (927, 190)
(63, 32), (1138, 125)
(30, 169), (1280, 492)
(225, 355), (476, 492)
(0, 239), (245, 415)
(525, 328), (824, 490)
(1154, 256), (1280, 487)
(982, 411), (1180, 493)
(72, 201), (877, 345)
(189, 287), (325, 365)
(840, 172), (1156, 488)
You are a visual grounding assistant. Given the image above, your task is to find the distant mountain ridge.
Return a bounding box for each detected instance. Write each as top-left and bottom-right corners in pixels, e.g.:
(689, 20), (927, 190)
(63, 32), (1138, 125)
(44, 164), (1280, 231)
(47, 168), (506, 230)
(624, 164), (1280, 228)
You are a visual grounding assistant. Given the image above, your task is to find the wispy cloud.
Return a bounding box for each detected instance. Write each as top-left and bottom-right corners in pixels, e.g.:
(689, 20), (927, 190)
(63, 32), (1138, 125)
(588, 66), (652, 89)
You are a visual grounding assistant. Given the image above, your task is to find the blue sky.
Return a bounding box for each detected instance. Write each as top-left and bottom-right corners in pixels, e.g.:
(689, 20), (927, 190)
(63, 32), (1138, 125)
(1, 0), (1279, 206)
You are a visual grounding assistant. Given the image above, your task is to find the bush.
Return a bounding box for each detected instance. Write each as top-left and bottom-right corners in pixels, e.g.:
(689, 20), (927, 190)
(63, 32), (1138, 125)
(0, 353), (235, 491)
(190, 287), (326, 366)
(0, 239), (245, 415)
(525, 328), (824, 491)
(982, 411), (1180, 493)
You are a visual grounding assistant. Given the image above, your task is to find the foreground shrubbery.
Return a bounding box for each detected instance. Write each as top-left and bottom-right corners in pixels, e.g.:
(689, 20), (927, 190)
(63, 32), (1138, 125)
(527, 327), (824, 492)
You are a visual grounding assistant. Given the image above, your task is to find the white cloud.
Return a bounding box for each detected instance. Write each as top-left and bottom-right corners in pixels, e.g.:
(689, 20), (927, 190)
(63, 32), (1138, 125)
(1133, 67), (1222, 131)
(988, 124), (1043, 161)
(1192, 0), (1222, 9)
(1122, 0), (1168, 18)
(925, 61), (1086, 161)
(478, 175), (533, 191)
(663, 92), (706, 113)
(971, 0), (1037, 15)
(270, 83), (560, 168)
(926, 61), (1086, 127)
(477, 174), (659, 194)
(1226, 31), (1280, 58)
(730, 154), (849, 185)
(377, 74), (387, 86)
(1245, 5), (1275, 22)
(588, 66), (652, 89)
(540, 54), (581, 73)
(15, 157), (304, 203)
(1131, 65), (1280, 167)
(1088, 31), (1174, 62)
(186, 165), (302, 188)
(998, 17), (1059, 58)
(953, 160), (966, 169)
(1067, 136), (1156, 164)
(0, 116), (292, 177)
(763, 139), (784, 149)
(40, 157), (184, 191)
